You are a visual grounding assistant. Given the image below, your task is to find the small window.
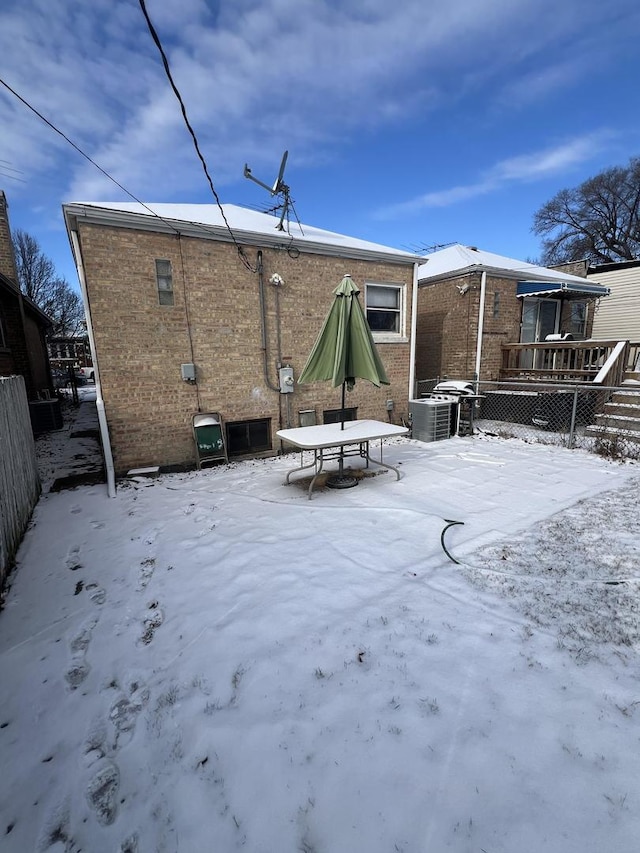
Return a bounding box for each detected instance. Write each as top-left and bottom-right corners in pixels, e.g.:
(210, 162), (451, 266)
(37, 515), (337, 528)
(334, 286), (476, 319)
(365, 283), (405, 339)
(226, 418), (271, 456)
(323, 407), (357, 424)
(156, 259), (174, 306)
(0, 311), (8, 349)
(493, 291), (500, 318)
(569, 302), (587, 337)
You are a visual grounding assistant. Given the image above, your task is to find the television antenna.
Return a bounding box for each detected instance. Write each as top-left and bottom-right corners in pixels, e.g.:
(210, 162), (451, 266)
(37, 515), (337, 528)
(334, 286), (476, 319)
(243, 150), (292, 231)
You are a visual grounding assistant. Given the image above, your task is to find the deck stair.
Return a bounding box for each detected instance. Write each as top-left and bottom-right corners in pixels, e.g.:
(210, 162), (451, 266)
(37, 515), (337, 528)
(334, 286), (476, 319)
(586, 385), (640, 444)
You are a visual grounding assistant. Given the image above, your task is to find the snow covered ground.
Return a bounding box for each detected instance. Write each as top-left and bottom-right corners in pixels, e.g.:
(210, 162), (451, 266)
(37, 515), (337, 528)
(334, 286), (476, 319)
(1, 432), (639, 852)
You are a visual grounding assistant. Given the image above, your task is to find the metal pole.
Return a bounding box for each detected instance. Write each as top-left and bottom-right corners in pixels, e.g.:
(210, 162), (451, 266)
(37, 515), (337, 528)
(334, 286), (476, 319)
(568, 387), (579, 448)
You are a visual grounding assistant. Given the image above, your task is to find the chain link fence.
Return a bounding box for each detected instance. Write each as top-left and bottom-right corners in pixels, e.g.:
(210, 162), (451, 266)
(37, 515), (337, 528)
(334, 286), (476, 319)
(415, 378), (640, 461)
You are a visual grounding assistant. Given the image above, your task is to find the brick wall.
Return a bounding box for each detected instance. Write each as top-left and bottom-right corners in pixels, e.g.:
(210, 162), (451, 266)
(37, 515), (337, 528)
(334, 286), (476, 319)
(78, 223), (415, 474)
(0, 192), (19, 284)
(416, 273), (524, 383)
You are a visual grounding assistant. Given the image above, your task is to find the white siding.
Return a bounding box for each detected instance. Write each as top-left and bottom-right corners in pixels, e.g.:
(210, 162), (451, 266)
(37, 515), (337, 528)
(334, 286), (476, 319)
(588, 266), (640, 340)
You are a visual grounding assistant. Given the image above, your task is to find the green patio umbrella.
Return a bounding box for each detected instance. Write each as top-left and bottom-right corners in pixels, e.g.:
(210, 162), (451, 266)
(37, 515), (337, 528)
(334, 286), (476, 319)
(298, 274), (390, 419)
(298, 274), (390, 485)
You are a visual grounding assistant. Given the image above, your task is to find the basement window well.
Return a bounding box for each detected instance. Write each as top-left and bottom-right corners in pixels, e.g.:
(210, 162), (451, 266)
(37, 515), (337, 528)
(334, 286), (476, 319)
(226, 418), (272, 456)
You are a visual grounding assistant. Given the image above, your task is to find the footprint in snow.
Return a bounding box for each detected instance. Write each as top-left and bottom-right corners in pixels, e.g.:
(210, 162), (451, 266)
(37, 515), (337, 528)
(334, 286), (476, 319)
(120, 833), (139, 853)
(86, 758), (120, 826)
(137, 558), (155, 590)
(65, 615), (100, 690)
(108, 678), (150, 748)
(85, 583), (106, 605)
(139, 602), (164, 645)
(65, 546), (83, 572)
(36, 795), (78, 852)
(83, 714), (108, 768)
(69, 616), (98, 654)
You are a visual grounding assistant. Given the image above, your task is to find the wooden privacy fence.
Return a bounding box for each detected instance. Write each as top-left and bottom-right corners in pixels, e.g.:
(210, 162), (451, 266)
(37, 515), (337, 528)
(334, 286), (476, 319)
(0, 376), (40, 586)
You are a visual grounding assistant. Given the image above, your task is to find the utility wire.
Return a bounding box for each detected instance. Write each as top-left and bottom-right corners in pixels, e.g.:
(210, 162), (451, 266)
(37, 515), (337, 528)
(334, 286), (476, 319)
(137, 0), (255, 272)
(0, 75), (255, 251)
(0, 75), (183, 234)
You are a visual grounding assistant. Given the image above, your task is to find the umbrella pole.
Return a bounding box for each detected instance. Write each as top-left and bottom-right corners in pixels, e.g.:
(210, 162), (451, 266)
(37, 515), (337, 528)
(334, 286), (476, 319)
(339, 381), (345, 475)
(327, 380), (356, 488)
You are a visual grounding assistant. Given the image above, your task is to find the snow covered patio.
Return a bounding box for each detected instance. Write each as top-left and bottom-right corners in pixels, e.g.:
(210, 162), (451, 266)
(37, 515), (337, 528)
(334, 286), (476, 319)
(1, 434), (640, 852)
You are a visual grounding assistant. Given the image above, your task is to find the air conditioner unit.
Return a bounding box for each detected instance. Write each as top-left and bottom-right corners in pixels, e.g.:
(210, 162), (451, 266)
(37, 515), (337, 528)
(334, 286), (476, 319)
(409, 399), (453, 443)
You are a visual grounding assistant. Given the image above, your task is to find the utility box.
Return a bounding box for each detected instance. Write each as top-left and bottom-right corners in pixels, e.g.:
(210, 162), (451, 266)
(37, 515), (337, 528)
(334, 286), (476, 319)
(409, 399), (453, 443)
(279, 366), (294, 393)
(181, 363), (196, 383)
(193, 413), (228, 468)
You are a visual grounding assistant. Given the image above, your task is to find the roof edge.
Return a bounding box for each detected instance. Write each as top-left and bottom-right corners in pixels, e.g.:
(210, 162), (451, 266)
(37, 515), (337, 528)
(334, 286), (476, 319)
(62, 203), (424, 266)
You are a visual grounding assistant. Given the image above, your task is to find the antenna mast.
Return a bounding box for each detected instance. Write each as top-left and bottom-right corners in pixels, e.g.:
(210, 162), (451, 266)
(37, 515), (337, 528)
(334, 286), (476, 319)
(243, 151), (292, 231)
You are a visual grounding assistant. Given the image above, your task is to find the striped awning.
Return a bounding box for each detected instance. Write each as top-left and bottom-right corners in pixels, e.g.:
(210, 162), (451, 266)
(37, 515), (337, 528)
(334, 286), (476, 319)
(516, 281), (610, 299)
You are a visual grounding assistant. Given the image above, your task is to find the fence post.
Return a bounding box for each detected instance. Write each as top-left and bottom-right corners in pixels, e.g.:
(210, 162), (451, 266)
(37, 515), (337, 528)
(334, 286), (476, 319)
(568, 387), (579, 448)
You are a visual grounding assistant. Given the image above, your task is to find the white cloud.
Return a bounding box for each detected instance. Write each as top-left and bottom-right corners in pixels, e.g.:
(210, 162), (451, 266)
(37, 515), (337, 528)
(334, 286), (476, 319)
(0, 0), (633, 209)
(374, 132), (615, 219)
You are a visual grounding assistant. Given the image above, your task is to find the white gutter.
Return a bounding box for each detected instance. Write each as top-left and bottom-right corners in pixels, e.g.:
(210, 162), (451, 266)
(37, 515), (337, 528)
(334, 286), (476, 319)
(408, 262), (419, 400)
(474, 270), (487, 386)
(70, 230), (117, 498)
(64, 204), (424, 267)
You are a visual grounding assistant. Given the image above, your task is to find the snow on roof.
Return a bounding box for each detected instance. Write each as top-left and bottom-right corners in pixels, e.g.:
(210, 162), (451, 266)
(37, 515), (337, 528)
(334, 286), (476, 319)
(418, 244), (598, 285)
(63, 201), (423, 264)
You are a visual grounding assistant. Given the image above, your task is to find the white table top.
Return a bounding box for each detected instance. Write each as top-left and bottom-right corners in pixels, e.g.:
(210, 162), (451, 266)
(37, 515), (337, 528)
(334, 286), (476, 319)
(277, 419), (408, 450)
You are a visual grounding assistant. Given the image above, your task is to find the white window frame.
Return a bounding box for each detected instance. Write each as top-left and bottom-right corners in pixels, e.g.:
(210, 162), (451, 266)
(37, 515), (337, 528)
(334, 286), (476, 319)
(364, 282), (407, 343)
(0, 310), (8, 349)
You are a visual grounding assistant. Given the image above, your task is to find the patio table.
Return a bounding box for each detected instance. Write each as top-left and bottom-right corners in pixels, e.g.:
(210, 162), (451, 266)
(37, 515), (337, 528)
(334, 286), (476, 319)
(276, 419), (409, 499)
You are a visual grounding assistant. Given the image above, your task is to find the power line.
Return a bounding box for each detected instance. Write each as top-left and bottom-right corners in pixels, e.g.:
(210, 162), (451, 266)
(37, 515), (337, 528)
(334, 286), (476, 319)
(137, 0), (255, 272)
(0, 75), (256, 253)
(0, 75), (183, 234)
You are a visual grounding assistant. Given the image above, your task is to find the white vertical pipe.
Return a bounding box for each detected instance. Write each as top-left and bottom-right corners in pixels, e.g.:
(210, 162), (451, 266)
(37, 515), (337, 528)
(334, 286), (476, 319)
(70, 230), (116, 498)
(474, 270), (487, 386)
(408, 262), (419, 400)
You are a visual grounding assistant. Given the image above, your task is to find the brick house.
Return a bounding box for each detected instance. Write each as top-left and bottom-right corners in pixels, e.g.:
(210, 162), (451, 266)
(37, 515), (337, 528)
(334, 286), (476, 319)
(47, 335), (92, 373)
(415, 244), (609, 383)
(0, 191), (53, 399)
(63, 201), (422, 480)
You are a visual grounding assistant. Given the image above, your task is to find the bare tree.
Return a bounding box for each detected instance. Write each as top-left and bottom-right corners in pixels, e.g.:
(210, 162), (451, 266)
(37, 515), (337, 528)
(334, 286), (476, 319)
(12, 229), (85, 336)
(533, 157), (640, 265)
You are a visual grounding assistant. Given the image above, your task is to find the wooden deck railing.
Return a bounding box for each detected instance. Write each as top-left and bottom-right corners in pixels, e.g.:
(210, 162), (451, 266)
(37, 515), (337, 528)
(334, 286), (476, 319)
(500, 340), (633, 384)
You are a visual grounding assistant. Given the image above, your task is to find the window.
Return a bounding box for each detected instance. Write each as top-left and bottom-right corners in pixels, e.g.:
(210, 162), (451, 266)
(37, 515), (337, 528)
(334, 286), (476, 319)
(568, 302), (587, 338)
(493, 291), (500, 318)
(323, 407), (357, 425)
(226, 418), (271, 456)
(156, 259), (174, 306)
(365, 283), (405, 340)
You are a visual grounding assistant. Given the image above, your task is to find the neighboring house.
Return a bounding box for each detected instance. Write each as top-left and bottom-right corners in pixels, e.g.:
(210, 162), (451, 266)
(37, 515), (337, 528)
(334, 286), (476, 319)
(587, 259), (640, 341)
(0, 191), (53, 399)
(63, 201), (422, 478)
(48, 335), (92, 372)
(415, 244), (609, 383)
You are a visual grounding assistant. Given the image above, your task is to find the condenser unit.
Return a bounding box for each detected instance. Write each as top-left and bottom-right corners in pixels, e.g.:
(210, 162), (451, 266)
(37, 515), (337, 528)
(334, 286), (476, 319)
(409, 399), (454, 443)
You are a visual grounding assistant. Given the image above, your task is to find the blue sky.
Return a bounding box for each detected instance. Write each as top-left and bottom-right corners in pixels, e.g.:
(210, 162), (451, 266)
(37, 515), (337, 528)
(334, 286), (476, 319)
(1, 0), (640, 288)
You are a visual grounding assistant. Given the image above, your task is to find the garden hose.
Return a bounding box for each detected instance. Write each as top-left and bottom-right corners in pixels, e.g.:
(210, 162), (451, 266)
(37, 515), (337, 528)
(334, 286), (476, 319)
(440, 519), (465, 564)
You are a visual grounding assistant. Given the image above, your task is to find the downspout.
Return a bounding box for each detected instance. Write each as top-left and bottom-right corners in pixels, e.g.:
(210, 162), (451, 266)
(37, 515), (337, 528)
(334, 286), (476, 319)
(70, 230), (116, 498)
(473, 270), (487, 389)
(408, 262), (419, 400)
